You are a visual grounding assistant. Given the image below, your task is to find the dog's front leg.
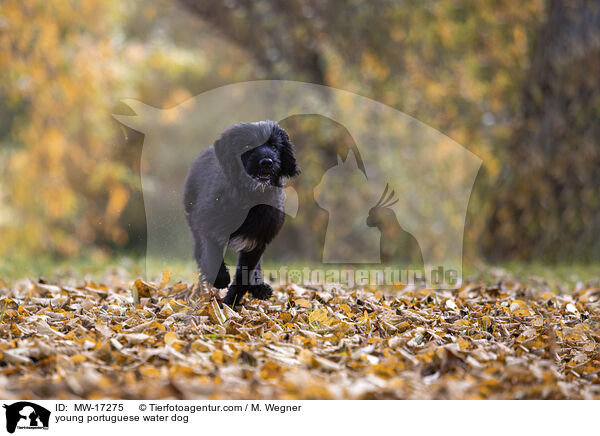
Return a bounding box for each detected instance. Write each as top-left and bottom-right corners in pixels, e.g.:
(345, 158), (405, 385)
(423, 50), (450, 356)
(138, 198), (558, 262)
(223, 247), (273, 306)
(197, 239), (229, 289)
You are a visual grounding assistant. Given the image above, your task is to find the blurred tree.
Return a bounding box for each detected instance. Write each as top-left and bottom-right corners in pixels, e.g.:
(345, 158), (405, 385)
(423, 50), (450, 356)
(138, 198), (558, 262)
(0, 0), (136, 257)
(180, 0), (328, 83)
(11, 0), (593, 265)
(180, 0), (545, 261)
(0, 0), (234, 258)
(485, 0), (600, 261)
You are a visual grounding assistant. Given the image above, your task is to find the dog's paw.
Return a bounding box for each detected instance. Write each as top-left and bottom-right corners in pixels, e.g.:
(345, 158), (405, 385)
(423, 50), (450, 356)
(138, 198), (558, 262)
(248, 283), (273, 300)
(223, 284), (245, 307)
(213, 269), (231, 289)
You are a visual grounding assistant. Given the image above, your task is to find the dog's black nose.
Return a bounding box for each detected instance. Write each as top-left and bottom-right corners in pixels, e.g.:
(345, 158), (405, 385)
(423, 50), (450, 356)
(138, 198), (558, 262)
(259, 158), (273, 168)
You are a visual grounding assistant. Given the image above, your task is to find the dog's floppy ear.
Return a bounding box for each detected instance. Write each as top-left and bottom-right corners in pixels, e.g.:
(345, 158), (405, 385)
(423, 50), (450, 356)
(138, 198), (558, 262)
(275, 126), (300, 178)
(213, 123), (246, 179)
(213, 136), (229, 170)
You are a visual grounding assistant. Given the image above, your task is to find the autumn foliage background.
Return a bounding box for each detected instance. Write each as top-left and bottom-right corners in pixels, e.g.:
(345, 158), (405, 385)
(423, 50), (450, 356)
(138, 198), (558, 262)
(0, 0), (599, 268)
(1, 0), (600, 402)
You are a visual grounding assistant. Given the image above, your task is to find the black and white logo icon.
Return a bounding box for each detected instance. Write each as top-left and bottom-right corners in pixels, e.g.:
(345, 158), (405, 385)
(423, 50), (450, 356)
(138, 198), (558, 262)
(3, 402), (50, 433)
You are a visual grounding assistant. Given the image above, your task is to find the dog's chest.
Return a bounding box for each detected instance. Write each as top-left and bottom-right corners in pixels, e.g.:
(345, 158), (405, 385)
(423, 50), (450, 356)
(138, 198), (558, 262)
(228, 235), (259, 252)
(229, 204), (284, 252)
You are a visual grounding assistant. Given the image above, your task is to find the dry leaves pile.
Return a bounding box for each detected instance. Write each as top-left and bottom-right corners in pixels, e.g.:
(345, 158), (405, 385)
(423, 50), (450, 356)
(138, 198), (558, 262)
(1, 270), (600, 399)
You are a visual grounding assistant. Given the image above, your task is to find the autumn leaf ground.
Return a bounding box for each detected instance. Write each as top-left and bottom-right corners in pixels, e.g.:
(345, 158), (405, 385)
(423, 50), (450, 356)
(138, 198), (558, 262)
(1, 260), (600, 400)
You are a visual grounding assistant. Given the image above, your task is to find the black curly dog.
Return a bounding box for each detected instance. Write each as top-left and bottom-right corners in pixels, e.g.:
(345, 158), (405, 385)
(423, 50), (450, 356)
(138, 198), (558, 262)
(184, 121), (300, 306)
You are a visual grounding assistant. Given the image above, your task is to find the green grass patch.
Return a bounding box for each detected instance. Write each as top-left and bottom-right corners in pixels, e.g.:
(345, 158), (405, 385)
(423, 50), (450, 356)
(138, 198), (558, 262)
(1, 252), (599, 292)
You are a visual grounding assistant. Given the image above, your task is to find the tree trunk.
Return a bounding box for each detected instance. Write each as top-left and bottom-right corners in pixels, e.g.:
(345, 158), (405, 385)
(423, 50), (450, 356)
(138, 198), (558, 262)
(485, 0), (600, 262)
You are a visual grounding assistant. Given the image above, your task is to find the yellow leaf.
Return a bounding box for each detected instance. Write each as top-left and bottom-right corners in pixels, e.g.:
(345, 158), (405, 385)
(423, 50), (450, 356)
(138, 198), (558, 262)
(71, 354), (87, 364)
(295, 298), (312, 308)
(457, 337), (471, 350)
(396, 321), (411, 332)
(164, 331), (178, 346)
(191, 340), (213, 353)
(568, 354), (588, 367)
(513, 308), (531, 317)
(139, 365), (160, 378)
(211, 350), (224, 364)
(106, 185), (129, 220)
(208, 298), (226, 326)
(132, 279), (154, 302)
(564, 332), (585, 342)
(480, 315), (492, 329)
(144, 321), (166, 332)
(510, 300), (527, 312)
(169, 299), (189, 313)
(308, 308), (331, 325)
(159, 268), (171, 289)
(299, 349), (313, 365)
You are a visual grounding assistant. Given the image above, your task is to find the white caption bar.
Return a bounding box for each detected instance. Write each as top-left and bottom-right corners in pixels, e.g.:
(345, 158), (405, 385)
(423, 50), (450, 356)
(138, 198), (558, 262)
(0, 400), (592, 435)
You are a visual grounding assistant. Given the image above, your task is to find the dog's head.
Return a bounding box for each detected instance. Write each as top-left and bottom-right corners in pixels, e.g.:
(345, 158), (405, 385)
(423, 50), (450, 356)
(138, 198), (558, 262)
(214, 121), (300, 189)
